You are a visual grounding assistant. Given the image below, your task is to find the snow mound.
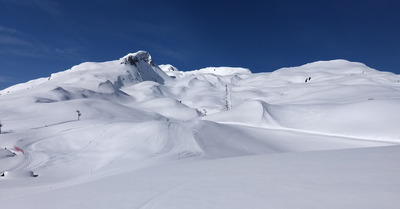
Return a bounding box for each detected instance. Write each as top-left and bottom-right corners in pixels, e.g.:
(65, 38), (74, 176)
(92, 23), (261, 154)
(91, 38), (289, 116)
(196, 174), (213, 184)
(159, 64), (183, 79)
(133, 97), (201, 120)
(204, 100), (279, 127)
(188, 66), (251, 76)
(270, 59), (398, 84)
(282, 100), (400, 142)
(159, 64), (179, 72)
(206, 99), (400, 142)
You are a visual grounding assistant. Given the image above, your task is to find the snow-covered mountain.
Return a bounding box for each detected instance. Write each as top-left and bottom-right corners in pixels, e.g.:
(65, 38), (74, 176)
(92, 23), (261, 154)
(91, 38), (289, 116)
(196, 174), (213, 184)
(1, 51), (399, 209)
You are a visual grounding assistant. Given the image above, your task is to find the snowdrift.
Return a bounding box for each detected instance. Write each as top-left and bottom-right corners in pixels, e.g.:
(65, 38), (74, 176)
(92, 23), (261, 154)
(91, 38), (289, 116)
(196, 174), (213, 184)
(206, 99), (400, 142)
(204, 100), (280, 127)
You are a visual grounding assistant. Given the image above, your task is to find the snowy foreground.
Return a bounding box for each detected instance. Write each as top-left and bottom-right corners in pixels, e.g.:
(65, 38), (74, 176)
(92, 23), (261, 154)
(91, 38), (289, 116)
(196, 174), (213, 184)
(0, 51), (399, 208)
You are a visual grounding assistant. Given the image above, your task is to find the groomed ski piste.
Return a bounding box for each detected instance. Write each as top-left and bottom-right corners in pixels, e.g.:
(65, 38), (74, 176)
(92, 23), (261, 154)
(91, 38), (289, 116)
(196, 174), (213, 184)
(0, 51), (399, 209)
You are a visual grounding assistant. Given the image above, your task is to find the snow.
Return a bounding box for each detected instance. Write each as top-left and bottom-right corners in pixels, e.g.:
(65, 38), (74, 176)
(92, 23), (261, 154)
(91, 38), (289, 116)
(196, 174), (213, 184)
(188, 66), (252, 76)
(158, 65), (251, 79)
(159, 64), (179, 72)
(0, 52), (399, 208)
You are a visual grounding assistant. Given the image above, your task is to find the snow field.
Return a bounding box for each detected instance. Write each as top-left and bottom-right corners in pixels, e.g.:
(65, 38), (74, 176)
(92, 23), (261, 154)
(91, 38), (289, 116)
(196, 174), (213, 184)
(0, 51), (399, 208)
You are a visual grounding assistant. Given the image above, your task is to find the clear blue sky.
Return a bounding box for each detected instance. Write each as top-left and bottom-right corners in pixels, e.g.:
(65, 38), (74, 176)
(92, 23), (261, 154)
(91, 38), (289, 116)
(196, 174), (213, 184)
(1, 0), (399, 90)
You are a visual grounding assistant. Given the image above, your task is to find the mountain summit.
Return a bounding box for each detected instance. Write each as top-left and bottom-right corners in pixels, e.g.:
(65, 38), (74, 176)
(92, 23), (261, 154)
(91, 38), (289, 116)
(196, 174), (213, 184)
(119, 51), (172, 84)
(1, 51), (171, 95)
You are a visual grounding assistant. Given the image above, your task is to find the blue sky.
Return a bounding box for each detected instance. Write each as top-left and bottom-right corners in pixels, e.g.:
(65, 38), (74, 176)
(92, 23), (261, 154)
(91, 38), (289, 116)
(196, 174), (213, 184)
(0, 0), (399, 90)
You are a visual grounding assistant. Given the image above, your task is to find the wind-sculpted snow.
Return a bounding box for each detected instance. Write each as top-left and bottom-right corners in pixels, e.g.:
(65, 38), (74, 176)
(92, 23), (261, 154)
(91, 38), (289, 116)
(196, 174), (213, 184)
(0, 52), (399, 209)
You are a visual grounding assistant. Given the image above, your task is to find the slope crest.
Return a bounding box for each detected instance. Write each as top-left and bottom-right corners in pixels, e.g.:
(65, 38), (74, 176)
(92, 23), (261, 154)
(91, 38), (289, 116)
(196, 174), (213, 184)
(204, 100), (279, 127)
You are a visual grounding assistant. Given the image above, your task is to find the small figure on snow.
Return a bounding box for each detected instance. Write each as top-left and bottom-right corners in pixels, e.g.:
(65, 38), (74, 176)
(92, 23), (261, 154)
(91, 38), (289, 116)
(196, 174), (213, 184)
(76, 110), (82, 120)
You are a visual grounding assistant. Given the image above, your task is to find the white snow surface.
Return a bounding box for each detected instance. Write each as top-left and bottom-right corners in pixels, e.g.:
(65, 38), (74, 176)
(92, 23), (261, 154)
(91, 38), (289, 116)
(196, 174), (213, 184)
(1, 52), (400, 209)
(159, 65), (251, 79)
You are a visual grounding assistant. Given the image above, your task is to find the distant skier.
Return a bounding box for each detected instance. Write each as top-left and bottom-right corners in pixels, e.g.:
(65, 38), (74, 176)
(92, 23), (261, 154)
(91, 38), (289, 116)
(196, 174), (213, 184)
(76, 110), (82, 120)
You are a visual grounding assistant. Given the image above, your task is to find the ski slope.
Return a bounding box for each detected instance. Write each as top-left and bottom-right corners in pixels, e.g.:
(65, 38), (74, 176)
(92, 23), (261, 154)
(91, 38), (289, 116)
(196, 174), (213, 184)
(0, 52), (399, 208)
